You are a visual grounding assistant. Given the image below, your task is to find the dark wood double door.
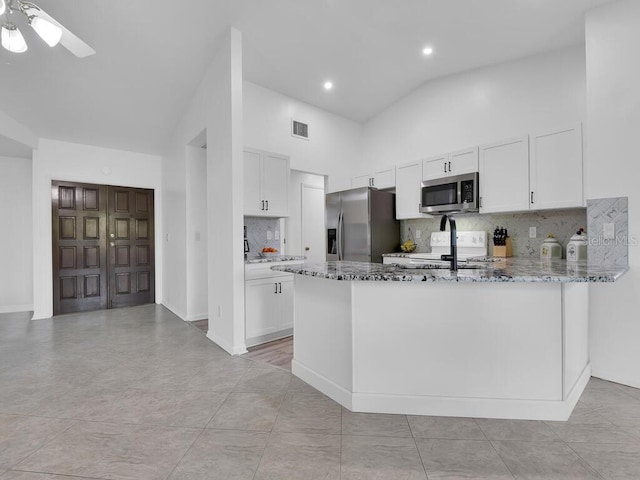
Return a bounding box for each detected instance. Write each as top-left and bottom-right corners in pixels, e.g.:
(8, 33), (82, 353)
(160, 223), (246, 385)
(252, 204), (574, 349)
(52, 181), (155, 315)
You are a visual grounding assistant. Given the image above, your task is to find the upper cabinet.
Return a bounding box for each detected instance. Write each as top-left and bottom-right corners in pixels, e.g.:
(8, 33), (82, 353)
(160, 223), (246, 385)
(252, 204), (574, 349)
(479, 136), (530, 214)
(529, 124), (583, 210)
(395, 161), (431, 219)
(351, 167), (396, 189)
(244, 148), (290, 217)
(479, 124), (584, 213)
(422, 147), (478, 181)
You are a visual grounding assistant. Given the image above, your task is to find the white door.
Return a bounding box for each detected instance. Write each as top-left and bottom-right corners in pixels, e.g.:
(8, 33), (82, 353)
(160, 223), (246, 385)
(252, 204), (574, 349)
(422, 154), (450, 180)
(351, 174), (372, 188)
(301, 183), (325, 262)
(449, 146), (479, 175)
(396, 161), (431, 219)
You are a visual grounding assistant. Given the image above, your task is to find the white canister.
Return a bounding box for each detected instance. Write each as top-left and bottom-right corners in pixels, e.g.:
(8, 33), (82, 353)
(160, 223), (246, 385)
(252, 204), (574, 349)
(540, 236), (562, 259)
(566, 230), (588, 262)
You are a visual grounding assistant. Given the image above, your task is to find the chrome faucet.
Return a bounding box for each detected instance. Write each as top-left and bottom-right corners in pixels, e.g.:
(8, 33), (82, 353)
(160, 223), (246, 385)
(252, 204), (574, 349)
(439, 214), (458, 271)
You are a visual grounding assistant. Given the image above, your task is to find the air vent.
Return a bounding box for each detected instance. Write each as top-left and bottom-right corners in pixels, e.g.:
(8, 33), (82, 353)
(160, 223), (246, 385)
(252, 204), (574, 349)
(292, 120), (309, 140)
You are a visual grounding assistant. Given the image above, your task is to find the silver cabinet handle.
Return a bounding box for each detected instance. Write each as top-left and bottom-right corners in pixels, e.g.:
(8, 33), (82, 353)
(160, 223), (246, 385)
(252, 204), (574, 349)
(443, 162), (447, 173)
(274, 283), (278, 294)
(265, 200), (269, 210)
(279, 282), (282, 294)
(531, 192), (534, 204)
(261, 200), (265, 211)
(448, 161), (451, 172)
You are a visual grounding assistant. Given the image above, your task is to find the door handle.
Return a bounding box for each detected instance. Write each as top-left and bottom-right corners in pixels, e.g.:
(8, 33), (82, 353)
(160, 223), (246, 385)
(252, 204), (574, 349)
(448, 161), (451, 172)
(531, 191), (534, 204)
(278, 282), (282, 294)
(443, 162), (447, 173)
(110, 242), (115, 247)
(265, 200), (269, 210)
(274, 283), (278, 294)
(261, 200), (265, 211)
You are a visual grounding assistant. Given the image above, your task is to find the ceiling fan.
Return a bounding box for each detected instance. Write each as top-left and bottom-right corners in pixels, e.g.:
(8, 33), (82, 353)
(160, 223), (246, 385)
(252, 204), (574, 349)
(0, 0), (95, 57)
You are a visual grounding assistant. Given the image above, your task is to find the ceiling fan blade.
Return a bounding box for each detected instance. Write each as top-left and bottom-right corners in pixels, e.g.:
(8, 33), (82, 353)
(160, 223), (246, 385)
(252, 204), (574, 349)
(34, 7), (96, 58)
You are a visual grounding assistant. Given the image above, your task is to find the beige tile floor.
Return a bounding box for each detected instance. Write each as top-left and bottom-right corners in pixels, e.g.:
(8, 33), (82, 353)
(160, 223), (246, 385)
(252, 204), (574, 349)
(1, 305), (640, 479)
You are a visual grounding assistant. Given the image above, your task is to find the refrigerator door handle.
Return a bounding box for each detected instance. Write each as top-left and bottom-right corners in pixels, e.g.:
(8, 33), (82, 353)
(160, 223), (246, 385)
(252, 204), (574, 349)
(337, 211), (344, 261)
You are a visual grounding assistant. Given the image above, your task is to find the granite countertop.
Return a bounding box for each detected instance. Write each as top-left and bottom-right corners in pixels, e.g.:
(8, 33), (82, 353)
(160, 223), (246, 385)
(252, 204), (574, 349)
(245, 255), (306, 265)
(270, 258), (628, 283)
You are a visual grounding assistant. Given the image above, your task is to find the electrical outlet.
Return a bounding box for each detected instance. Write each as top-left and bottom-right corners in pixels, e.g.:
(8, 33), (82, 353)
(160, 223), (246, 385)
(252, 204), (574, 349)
(267, 229), (272, 241)
(604, 223), (615, 240)
(529, 227), (537, 239)
(415, 230), (421, 239)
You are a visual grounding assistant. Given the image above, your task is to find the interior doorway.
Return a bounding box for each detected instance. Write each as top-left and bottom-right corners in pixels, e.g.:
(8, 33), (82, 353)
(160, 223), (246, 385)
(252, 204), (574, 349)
(52, 180), (155, 315)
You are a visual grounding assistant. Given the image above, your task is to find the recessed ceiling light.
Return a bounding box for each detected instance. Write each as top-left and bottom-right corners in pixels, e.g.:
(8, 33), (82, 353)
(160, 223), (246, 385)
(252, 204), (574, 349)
(323, 81), (333, 91)
(422, 46), (434, 56)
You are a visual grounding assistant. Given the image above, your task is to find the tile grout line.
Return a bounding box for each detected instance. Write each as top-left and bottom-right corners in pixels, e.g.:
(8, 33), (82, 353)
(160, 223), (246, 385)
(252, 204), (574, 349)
(473, 417), (517, 479)
(563, 441), (608, 480)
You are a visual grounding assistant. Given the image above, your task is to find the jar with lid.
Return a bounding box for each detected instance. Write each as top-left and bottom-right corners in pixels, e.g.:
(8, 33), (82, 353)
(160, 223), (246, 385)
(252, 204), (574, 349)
(566, 228), (588, 262)
(540, 235), (562, 259)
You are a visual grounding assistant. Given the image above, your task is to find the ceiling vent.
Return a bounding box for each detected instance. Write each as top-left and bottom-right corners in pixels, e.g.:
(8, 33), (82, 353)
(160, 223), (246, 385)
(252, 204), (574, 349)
(292, 119), (309, 140)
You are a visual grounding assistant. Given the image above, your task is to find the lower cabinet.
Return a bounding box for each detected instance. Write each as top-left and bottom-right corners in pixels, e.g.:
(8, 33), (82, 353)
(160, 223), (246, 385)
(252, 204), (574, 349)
(245, 274), (293, 347)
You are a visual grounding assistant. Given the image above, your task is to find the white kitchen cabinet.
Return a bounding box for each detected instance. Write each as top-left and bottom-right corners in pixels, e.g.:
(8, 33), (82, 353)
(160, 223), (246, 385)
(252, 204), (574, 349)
(245, 274), (294, 346)
(479, 136), (530, 213)
(422, 147), (478, 181)
(395, 161), (432, 219)
(530, 124), (583, 210)
(244, 148), (290, 217)
(351, 167), (396, 189)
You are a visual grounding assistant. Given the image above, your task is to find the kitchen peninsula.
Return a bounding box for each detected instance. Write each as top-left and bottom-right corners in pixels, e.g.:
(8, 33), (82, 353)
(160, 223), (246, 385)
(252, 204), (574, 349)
(271, 259), (627, 421)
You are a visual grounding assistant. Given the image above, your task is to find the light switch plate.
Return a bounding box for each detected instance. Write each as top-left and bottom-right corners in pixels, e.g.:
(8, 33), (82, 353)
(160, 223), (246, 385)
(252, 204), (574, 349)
(603, 223), (615, 240)
(415, 230), (421, 239)
(267, 230), (272, 241)
(529, 227), (537, 239)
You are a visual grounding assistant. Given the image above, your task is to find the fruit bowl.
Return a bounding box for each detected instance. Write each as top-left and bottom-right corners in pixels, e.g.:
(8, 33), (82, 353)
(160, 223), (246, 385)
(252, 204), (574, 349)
(260, 247), (279, 257)
(400, 242), (417, 253)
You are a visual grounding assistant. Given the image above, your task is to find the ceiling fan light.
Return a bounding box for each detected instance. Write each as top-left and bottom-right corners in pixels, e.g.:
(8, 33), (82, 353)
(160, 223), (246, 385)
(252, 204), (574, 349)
(30, 16), (63, 47)
(1, 25), (28, 53)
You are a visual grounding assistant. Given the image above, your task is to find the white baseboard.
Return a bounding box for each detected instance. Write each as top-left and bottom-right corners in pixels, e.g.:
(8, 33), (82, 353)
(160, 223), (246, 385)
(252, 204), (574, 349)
(185, 313), (208, 321)
(591, 368), (640, 390)
(293, 360), (589, 421)
(292, 360), (353, 410)
(162, 302), (187, 321)
(206, 330), (248, 356)
(0, 305), (33, 314)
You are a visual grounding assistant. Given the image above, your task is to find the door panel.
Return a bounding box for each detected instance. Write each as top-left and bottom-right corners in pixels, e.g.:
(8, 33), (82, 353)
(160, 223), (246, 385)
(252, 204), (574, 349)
(301, 184), (325, 262)
(52, 181), (108, 314)
(52, 181), (155, 315)
(108, 186), (155, 309)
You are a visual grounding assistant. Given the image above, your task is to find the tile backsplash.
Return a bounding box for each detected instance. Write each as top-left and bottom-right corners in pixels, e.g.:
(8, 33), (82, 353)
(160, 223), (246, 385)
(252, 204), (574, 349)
(244, 216), (281, 256)
(402, 209), (587, 258)
(587, 197), (629, 266)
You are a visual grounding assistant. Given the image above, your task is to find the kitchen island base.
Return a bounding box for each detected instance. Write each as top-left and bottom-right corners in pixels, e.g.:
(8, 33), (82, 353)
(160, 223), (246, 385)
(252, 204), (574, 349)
(292, 275), (590, 421)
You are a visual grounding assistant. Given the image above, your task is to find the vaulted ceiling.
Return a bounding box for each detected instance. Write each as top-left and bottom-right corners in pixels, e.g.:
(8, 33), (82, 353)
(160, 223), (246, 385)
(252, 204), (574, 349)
(0, 0), (615, 156)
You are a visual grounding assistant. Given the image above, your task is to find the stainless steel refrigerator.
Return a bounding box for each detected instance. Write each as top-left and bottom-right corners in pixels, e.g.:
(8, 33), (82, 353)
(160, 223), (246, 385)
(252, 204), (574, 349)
(326, 187), (400, 263)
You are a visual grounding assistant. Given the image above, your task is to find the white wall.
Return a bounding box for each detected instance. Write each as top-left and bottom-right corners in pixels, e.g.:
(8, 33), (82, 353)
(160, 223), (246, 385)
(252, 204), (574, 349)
(32, 139), (163, 319)
(243, 81), (363, 192)
(0, 156), (33, 312)
(162, 28), (246, 355)
(185, 145), (208, 320)
(585, 0), (640, 388)
(362, 46), (586, 171)
(0, 111), (38, 150)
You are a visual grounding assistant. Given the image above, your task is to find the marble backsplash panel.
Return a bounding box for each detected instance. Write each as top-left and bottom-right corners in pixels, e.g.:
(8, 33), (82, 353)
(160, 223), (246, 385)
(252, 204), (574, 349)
(587, 197), (629, 266)
(245, 216), (281, 256)
(402, 209), (587, 258)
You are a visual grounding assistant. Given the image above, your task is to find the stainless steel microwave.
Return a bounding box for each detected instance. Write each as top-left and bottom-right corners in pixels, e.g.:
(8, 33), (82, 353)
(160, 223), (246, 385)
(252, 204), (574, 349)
(420, 172), (479, 214)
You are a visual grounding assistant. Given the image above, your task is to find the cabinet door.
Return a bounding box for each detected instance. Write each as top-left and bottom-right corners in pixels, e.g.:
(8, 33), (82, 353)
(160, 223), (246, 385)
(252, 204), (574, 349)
(372, 168), (395, 189)
(396, 161), (431, 219)
(530, 124), (583, 210)
(422, 154), (449, 181)
(276, 277), (294, 330)
(450, 146), (479, 175)
(262, 153), (290, 217)
(351, 174), (372, 188)
(244, 149), (264, 216)
(479, 136), (530, 213)
(245, 278), (279, 339)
